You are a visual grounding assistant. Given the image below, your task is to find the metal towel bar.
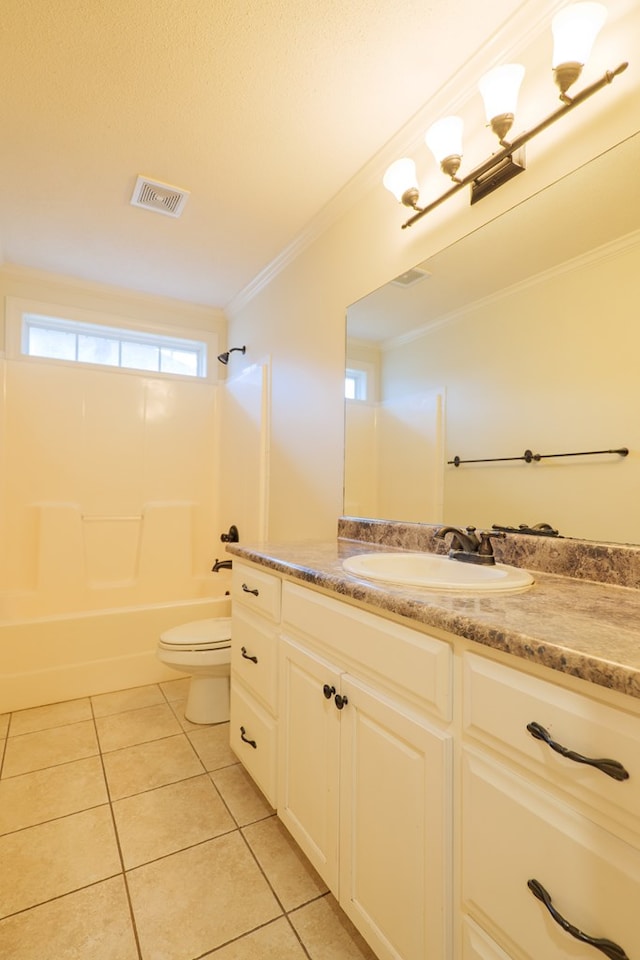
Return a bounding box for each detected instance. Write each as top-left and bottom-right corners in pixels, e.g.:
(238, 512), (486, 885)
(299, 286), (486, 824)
(448, 447), (629, 467)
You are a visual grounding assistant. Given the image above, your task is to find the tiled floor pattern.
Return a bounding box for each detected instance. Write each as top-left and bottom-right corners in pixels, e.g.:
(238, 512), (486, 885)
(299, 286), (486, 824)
(0, 680), (377, 960)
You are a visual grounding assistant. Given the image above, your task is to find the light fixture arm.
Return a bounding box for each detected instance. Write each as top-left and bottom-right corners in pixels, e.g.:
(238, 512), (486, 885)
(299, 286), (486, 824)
(401, 61), (628, 229)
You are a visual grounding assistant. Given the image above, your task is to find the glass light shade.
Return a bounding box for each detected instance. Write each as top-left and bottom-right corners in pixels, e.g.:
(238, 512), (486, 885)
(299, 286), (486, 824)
(552, 2), (607, 67)
(425, 116), (464, 164)
(478, 64), (525, 123)
(383, 158), (418, 203)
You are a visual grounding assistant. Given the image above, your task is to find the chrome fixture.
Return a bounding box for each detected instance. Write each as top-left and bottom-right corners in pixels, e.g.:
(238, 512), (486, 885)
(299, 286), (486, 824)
(434, 525), (505, 565)
(384, 3), (627, 228)
(217, 345), (246, 365)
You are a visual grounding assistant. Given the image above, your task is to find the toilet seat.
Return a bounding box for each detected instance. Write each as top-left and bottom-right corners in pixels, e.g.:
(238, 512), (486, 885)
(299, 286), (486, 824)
(159, 617), (232, 652)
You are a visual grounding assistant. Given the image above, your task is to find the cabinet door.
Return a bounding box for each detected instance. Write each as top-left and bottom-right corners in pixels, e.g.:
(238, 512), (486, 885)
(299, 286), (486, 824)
(339, 674), (453, 960)
(278, 636), (342, 888)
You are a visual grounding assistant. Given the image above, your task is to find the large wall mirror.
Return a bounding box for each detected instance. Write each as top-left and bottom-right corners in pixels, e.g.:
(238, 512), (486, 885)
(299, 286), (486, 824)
(345, 132), (640, 545)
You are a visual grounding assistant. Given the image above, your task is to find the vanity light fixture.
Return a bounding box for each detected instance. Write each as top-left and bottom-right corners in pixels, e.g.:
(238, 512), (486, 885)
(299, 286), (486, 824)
(384, 2), (627, 228)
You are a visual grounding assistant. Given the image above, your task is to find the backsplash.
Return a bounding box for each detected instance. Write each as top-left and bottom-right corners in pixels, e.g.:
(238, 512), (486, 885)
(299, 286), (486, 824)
(338, 517), (640, 591)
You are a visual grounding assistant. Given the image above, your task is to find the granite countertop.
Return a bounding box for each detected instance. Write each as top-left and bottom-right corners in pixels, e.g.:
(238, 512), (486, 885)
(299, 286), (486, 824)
(226, 536), (640, 702)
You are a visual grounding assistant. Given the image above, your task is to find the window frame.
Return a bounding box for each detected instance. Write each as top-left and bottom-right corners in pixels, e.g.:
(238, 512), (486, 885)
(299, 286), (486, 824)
(5, 297), (220, 383)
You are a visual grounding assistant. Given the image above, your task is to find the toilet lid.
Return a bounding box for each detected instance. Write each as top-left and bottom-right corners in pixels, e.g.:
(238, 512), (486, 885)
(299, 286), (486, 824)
(160, 617), (232, 648)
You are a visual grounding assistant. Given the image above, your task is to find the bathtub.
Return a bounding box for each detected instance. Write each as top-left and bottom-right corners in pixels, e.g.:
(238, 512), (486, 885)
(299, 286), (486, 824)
(0, 595), (231, 713)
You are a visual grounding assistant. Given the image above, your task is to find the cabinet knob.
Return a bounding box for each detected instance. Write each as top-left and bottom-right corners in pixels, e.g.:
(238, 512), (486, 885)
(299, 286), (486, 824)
(527, 879), (630, 960)
(241, 646), (258, 664)
(334, 693), (348, 710)
(323, 684), (336, 700)
(526, 721), (630, 782)
(241, 583), (259, 596)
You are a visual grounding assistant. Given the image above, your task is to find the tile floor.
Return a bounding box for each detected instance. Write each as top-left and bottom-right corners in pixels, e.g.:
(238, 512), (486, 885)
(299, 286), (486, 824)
(0, 679), (377, 960)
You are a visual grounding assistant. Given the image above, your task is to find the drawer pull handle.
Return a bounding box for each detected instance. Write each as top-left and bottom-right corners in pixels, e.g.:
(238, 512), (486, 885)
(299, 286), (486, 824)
(526, 722), (630, 782)
(334, 693), (348, 710)
(527, 879), (630, 960)
(241, 646), (258, 664)
(241, 583), (259, 596)
(240, 726), (257, 749)
(323, 684), (336, 700)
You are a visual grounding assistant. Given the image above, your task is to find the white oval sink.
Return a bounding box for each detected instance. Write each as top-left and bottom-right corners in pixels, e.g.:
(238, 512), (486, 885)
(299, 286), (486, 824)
(342, 552), (533, 593)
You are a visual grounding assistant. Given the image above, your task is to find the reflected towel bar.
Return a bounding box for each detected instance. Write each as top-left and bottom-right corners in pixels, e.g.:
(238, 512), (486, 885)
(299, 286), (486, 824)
(449, 447), (629, 467)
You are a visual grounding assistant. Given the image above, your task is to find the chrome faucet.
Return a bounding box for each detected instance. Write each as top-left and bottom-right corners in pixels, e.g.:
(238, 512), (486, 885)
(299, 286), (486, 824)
(434, 525), (505, 566)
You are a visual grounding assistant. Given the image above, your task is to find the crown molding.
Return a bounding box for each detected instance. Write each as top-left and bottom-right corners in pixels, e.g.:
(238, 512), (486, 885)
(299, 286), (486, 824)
(227, 0), (566, 317)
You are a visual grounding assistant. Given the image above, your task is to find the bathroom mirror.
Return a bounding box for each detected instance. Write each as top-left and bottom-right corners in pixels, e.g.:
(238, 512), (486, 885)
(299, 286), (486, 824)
(345, 132), (640, 545)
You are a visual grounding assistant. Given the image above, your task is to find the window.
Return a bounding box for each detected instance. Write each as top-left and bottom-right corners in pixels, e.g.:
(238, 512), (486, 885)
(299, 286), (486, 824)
(19, 313), (208, 378)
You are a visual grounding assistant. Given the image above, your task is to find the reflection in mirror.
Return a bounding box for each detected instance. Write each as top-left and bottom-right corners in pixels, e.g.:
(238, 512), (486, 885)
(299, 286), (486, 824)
(345, 133), (640, 545)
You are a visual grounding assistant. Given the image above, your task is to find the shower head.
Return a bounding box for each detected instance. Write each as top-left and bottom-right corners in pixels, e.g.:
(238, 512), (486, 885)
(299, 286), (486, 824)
(217, 345), (246, 365)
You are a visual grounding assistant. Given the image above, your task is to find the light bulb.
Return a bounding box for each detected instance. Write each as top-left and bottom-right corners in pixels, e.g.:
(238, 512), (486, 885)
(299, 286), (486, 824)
(552, 2), (607, 97)
(478, 64), (525, 142)
(425, 116), (464, 179)
(383, 158), (420, 207)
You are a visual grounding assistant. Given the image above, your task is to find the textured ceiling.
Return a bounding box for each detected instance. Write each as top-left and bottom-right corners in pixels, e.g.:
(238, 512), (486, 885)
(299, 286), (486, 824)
(0, 0), (531, 307)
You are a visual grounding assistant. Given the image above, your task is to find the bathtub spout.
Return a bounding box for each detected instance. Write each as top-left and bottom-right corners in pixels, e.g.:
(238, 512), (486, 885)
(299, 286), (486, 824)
(211, 558), (233, 572)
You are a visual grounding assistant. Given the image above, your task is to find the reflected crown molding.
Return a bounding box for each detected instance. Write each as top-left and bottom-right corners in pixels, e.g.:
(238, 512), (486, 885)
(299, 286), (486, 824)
(380, 227), (640, 353)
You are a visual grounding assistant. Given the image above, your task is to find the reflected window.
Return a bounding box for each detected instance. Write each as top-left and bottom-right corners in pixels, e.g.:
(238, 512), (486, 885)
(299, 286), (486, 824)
(345, 367), (368, 401)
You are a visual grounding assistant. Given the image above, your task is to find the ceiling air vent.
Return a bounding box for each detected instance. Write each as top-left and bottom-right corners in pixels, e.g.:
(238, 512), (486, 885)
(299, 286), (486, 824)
(130, 176), (190, 218)
(390, 267), (431, 288)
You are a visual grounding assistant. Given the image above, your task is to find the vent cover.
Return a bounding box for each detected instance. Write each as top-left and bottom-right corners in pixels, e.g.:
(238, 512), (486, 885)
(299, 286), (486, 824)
(130, 176), (190, 218)
(390, 267), (431, 288)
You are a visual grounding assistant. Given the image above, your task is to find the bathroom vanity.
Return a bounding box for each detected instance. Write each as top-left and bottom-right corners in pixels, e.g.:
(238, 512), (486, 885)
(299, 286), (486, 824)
(227, 521), (640, 960)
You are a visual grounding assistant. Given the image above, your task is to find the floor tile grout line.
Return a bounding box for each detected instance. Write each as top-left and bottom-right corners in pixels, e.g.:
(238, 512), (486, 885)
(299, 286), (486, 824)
(0, 749), (101, 782)
(0, 872), (125, 924)
(1, 686), (346, 959)
(0, 799), (112, 840)
(0, 750), (104, 784)
(90, 697), (145, 960)
(233, 825), (323, 960)
(5, 715), (95, 742)
(207, 768), (245, 831)
(189, 914), (315, 960)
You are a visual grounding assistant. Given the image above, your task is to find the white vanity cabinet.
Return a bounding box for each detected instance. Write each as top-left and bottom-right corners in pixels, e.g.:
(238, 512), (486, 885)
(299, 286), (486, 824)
(229, 561), (281, 806)
(278, 582), (453, 960)
(229, 558), (640, 960)
(461, 652), (640, 960)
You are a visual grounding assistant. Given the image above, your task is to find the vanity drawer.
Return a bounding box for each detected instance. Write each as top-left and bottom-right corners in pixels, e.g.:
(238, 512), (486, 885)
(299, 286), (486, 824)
(231, 605), (278, 712)
(232, 562), (281, 622)
(282, 581), (452, 721)
(463, 652), (639, 826)
(462, 750), (640, 960)
(229, 681), (277, 807)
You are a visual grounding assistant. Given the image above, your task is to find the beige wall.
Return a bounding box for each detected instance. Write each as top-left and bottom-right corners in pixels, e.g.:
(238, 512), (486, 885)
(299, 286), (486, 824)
(226, 24), (640, 541)
(379, 238), (640, 543)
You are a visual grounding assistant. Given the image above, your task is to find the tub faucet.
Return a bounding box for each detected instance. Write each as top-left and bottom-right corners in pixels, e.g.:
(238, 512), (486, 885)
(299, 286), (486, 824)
(434, 525), (504, 566)
(211, 558), (233, 572)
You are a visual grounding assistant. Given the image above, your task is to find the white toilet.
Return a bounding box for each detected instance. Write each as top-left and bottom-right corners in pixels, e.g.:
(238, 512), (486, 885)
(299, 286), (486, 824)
(157, 618), (232, 724)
